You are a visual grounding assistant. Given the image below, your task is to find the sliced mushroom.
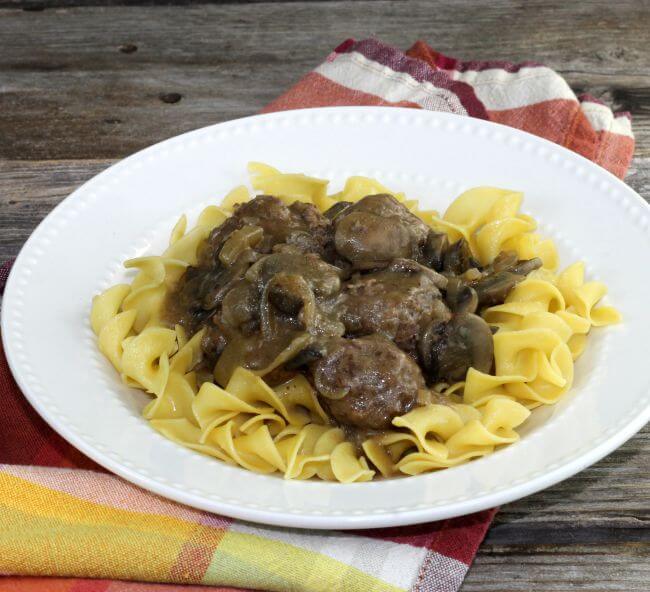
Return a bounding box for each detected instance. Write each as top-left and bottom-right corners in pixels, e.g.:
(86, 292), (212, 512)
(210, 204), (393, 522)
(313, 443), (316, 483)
(468, 255), (542, 307)
(221, 280), (260, 330)
(385, 258), (448, 290)
(511, 257), (543, 276)
(445, 277), (479, 314)
(423, 230), (449, 271)
(201, 257), (253, 311)
(267, 273), (311, 316)
(442, 238), (479, 275)
(482, 251), (542, 277)
(323, 201), (353, 220)
(489, 250), (519, 272)
(246, 252), (342, 298)
(260, 273), (316, 338)
(418, 313), (494, 383)
(260, 271), (345, 343)
(284, 341), (328, 370)
(472, 270), (526, 307)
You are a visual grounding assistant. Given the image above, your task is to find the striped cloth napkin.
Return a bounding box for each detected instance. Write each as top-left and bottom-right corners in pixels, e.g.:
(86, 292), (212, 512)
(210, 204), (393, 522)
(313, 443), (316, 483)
(265, 39), (633, 179)
(0, 38), (634, 592)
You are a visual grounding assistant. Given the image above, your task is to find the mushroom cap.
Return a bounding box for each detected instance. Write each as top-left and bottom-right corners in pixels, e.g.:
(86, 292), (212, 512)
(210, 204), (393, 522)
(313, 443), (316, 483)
(246, 252), (342, 298)
(419, 313), (494, 383)
(334, 194), (430, 269)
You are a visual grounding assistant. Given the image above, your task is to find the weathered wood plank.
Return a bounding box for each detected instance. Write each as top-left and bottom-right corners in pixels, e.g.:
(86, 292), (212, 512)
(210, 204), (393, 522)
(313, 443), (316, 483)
(0, 160), (112, 262)
(0, 0), (648, 159)
(464, 544), (650, 592)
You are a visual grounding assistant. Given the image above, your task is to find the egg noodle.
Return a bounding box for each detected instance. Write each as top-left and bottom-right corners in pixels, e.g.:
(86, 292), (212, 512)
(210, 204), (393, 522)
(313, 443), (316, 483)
(91, 163), (620, 482)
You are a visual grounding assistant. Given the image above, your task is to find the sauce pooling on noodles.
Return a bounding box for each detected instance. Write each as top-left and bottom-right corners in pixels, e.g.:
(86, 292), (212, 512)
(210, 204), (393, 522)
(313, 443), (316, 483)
(163, 193), (542, 436)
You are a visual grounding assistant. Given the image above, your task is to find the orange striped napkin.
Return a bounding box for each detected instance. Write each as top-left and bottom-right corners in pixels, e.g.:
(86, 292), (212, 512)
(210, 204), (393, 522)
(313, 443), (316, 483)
(266, 39), (633, 179)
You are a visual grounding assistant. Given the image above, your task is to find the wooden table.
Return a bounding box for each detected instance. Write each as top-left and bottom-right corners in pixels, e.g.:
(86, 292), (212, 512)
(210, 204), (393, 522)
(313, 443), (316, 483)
(1, 1), (648, 590)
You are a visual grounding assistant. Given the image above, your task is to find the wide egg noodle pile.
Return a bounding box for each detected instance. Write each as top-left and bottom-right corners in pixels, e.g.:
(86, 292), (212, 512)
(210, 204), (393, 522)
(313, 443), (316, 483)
(91, 163), (620, 481)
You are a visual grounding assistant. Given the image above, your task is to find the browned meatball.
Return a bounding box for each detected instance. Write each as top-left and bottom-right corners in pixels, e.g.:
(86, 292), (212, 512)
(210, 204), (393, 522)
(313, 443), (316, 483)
(234, 196), (331, 251)
(199, 195), (333, 266)
(334, 194), (430, 269)
(173, 196), (335, 330)
(285, 201), (333, 257)
(340, 259), (450, 353)
(312, 335), (424, 429)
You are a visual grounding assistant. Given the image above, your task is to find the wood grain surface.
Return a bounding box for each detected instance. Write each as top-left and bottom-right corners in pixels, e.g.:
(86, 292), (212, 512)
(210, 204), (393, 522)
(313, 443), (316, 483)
(0, 1), (648, 590)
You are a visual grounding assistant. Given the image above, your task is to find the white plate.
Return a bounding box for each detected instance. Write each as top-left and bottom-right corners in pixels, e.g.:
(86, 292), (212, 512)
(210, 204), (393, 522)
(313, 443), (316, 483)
(3, 107), (649, 529)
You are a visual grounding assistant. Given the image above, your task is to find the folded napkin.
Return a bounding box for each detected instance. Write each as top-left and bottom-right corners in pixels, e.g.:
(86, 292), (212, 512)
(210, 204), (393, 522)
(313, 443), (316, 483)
(266, 38), (633, 179)
(0, 38), (634, 592)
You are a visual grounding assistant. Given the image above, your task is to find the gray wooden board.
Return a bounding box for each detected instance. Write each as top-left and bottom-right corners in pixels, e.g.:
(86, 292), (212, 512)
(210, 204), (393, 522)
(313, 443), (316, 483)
(0, 1), (649, 159)
(0, 1), (648, 590)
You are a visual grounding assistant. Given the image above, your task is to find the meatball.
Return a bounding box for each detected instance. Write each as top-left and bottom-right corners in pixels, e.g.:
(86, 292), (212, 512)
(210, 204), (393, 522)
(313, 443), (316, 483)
(284, 200), (334, 257)
(201, 321), (228, 360)
(233, 196), (332, 254)
(334, 194), (431, 269)
(312, 335), (424, 429)
(199, 195), (333, 266)
(341, 259), (450, 353)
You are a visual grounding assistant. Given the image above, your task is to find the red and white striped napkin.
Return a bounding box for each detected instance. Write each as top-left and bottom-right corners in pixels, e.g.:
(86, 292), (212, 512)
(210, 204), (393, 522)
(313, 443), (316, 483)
(266, 38), (633, 179)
